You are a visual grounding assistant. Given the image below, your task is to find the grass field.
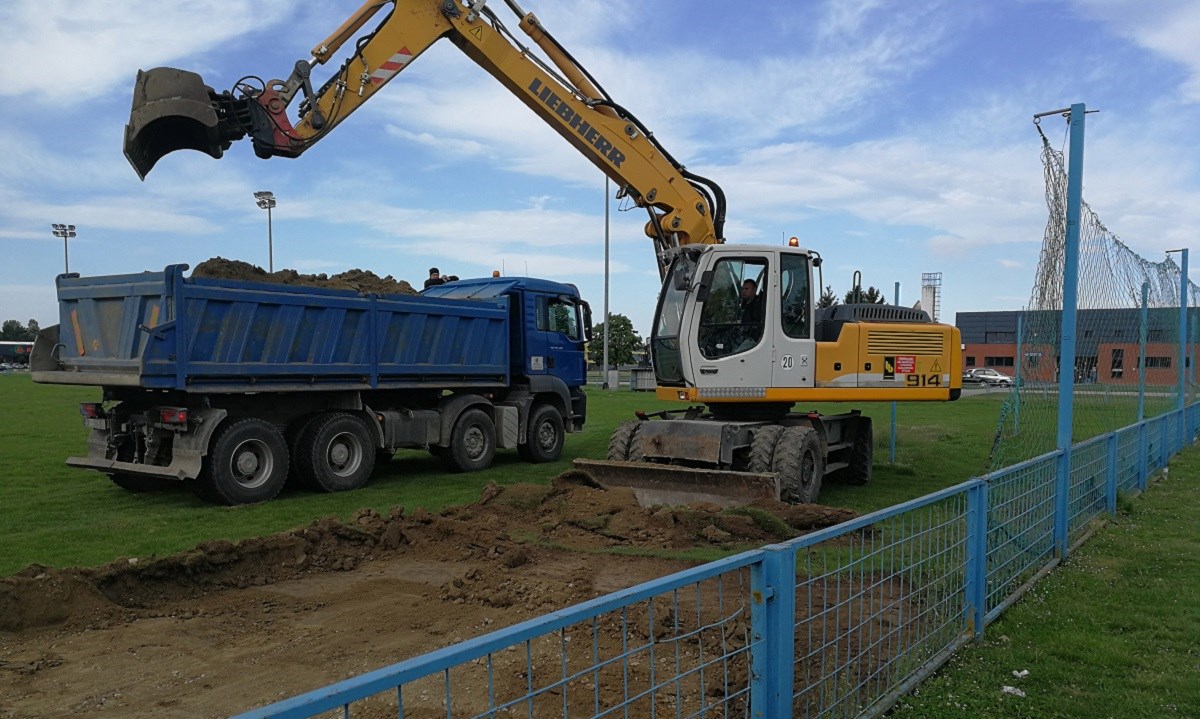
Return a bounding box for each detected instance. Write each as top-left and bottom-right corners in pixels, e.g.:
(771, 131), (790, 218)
(890, 448), (1200, 718)
(2, 373), (1198, 716)
(0, 373), (1010, 575)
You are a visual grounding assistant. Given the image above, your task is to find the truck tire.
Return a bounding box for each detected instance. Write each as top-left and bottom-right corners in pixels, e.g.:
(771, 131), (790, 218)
(108, 473), (171, 492)
(773, 427), (824, 504)
(195, 418), (289, 505)
(518, 404), (565, 463)
(285, 413), (321, 486)
(441, 408), (496, 473)
(294, 413), (376, 492)
(839, 418), (873, 486)
(607, 420), (640, 461)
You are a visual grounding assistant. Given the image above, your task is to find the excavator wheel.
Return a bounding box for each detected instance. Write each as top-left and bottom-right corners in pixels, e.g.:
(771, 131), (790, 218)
(607, 420), (642, 461)
(746, 425), (785, 474)
(774, 427), (824, 504)
(836, 417), (873, 486)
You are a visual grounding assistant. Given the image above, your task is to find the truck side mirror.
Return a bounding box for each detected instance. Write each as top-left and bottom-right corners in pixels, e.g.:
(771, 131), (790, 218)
(580, 301), (593, 342)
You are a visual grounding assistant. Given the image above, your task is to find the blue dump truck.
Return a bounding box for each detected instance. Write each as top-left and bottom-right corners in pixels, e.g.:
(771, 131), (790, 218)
(31, 265), (590, 504)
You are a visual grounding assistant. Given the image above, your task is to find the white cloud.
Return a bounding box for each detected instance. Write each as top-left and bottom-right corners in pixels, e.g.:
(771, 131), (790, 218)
(1071, 0), (1200, 102)
(0, 1), (294, 103)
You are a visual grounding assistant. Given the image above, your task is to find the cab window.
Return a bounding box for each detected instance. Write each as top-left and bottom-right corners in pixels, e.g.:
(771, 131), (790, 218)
(537, 296), (581, 340)
(697, 258), (767, 360)
(779, 253), (810, 339)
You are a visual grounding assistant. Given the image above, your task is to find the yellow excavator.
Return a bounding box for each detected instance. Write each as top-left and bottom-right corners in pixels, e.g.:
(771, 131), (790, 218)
(123, 0), (960, 506)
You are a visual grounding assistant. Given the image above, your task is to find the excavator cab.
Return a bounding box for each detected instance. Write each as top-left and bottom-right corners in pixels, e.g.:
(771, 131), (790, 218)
(123, 68), (247, 180)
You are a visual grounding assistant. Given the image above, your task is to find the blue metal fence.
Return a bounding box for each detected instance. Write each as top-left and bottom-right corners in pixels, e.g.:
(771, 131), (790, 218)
(235, 404), (1198, 719)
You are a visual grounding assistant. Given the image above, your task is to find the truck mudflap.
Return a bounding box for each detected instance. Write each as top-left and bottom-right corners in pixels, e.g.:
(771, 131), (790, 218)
(572, 459), (779, 508)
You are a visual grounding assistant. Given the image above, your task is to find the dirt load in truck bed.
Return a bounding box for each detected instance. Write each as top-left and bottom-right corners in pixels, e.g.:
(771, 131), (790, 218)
(191, 257), (418, 295)
(0, 473), (858, 718)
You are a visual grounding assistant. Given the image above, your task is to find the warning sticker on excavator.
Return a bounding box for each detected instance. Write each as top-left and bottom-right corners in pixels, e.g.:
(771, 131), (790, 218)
(895, 355), (916, 374)
(931, 359), (942, 373)
(883, 356), (895, 380)
(470, 26), (483, 41)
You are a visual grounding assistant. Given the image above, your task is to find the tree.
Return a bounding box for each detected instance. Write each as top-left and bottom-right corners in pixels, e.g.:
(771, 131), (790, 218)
(1, 319), (39, 341)
(817, 285), (839, 309)
(843, 285), (887, 305)
(587, 314), (643, 369)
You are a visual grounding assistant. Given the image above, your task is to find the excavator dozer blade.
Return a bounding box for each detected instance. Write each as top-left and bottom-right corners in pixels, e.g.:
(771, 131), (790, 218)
(123, 68), (231, 180)
(572, 459), (780, 509)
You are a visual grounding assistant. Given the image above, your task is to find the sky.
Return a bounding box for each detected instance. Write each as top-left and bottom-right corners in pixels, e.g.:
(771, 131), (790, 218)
(2, 0), (1199, 338)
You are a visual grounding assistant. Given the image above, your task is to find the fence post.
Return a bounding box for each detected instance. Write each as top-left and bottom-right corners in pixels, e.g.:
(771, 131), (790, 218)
(1138, 421), (1149, 490)
(750, 545), (795, 717)
(1106, 433), (1118, 514)
(1053, 102), (1087, 560)
(890, 282), (900, 463)
(965, 480), (988, 638)
(1139, 282), (1148, 422)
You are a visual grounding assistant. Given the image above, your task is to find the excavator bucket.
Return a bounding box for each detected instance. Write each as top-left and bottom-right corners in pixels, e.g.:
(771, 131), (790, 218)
(572, 459), (780, 508)
(123, 68), (234, 179)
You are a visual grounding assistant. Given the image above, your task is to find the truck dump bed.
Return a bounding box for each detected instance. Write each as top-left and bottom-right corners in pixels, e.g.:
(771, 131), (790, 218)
(32, 264), (510, 392)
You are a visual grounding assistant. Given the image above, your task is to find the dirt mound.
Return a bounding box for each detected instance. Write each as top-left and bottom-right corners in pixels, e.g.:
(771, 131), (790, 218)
(0, 474), (856, 633)
(191, 257), (418, 295)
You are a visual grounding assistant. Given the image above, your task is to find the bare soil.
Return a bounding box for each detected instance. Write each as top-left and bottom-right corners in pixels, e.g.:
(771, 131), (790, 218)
(191, 257), (418, 295)
(0, 476), (860, 718)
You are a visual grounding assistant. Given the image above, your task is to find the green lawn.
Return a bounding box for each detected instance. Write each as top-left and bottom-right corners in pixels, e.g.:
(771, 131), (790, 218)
(3, 373), (1198, 716)
(889, 447), (1200, 718)
(0, 374), (1008, 575)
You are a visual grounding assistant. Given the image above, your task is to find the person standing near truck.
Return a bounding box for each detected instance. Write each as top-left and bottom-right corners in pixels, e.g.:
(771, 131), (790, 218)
(424, 267), (446, 289)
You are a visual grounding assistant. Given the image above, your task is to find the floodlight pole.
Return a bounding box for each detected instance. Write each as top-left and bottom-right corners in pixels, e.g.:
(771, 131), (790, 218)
(254, 191), (277, 272)
(51, 223), (77, 274)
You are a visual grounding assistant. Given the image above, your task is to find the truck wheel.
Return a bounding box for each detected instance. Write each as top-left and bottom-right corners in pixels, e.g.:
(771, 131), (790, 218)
(108, 473), (171, 492)
(442, 408), (496, 473)
(285, 414), (321, 486)
(196, 418), (288, 505)
(518, 404), (564, 463)
(295, 413), (376, 492)
(774, 427), (824, 504)
(607, 420), (640, 461)
(841, 418), (873, 486)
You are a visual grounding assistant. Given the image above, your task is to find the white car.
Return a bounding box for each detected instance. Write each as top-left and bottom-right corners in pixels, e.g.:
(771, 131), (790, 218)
(963, 368), (1014, 386)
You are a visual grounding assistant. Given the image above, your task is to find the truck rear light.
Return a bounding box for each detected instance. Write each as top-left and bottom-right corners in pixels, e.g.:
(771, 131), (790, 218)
(159, 407), (188, 425)
(79, 403), (104, 418)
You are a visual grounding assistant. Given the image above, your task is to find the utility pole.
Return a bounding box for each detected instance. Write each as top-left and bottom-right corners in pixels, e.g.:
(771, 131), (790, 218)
(603, 178), (611, 389)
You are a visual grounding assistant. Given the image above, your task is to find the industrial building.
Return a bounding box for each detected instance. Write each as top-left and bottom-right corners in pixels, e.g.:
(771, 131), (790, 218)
(956, 308), (1198, 385)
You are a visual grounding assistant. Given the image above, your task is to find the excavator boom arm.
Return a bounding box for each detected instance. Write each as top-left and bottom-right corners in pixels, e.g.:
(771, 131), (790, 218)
(124, 0), (724, 274)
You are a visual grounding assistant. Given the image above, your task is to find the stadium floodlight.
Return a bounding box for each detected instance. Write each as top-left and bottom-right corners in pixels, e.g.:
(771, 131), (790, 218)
(51, 223), (77, 274)
(253, 191), (277, 272)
